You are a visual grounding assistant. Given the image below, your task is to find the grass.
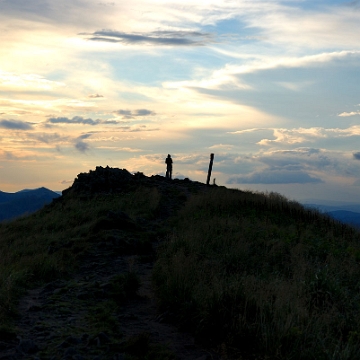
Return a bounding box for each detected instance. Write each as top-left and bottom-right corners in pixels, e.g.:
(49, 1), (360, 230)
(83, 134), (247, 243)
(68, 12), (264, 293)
(153, 187), (360, 359)
(0, 185), (161, 327)
(2, 173), (360, 359)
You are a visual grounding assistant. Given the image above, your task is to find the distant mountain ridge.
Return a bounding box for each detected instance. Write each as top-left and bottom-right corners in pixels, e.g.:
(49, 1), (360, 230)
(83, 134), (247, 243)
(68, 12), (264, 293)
(325, 210), (360, 229)
(303, 201), (360, 229)
(0, 187), (61, 222)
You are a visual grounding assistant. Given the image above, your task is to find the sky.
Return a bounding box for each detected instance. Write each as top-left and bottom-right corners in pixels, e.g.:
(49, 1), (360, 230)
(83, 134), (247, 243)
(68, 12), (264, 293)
(1, 0), (360, 203)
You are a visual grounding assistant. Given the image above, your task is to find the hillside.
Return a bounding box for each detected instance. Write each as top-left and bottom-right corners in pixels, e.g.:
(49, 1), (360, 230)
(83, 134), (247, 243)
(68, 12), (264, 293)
(0, 187), (60, 222)
(1, 166), (360, 359)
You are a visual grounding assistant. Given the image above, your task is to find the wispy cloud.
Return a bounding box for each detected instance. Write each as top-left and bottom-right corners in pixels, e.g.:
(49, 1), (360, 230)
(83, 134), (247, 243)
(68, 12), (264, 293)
(47, 116), (123, 126)
(209, 144), (234, 150)
(29, 133), (69, 144)
(113, 109), (156, 119)
(81, 29), (214, 46)
(0, 71), (65, 90)
(48, 116), (101, 126)
(339, 111), (360, 117)
(231, 126), (360, 146)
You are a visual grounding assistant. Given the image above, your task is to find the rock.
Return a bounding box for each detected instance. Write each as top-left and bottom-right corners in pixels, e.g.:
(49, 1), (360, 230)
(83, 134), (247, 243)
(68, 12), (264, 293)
(113, 354), (125, 360)
(73, 355), (85, 360)
(195, 356), (210, 360)
(27, 305), (43, 312)
(76, 291), (90, 300)
(81, 333), (90, 342)
(97, 332), (111, 345)
(57, 336), (82, 348)
(17, 339), (39, 354)
(53, 288), (65, 295)
(87, 332), (110, 347)
(63, 166), (133, 196)
(63, 346), (78, 357)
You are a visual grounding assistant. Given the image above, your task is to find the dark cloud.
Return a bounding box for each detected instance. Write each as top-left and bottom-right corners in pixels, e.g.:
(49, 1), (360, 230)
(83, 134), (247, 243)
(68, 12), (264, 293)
(48, 116), (102, 126)
(81, 30), (213, 46)
(47, 116), (125, 126)
(353, 152), (360, 160)
(0, 119), (33, 130)
(74, 133), (92, 152)
(227, 170), (323, 185)
(75, 140), (89, 152)
(103, 120), (121, 125)
(114, 109), (156, 119)
(88, 94), (104, 98)
(135, 109), (155, 116)
(78, 133), (91, 140)
(277, 148), (320, 156)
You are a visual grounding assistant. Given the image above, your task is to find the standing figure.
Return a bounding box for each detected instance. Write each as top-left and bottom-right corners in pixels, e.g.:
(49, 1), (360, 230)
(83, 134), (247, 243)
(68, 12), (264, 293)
(165, 154), (173, 179)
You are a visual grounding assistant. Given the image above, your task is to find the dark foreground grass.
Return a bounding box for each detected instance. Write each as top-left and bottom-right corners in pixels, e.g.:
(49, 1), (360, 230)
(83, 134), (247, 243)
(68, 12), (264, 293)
(0, 186), (161, 328)
(153, 187), (360, 359)
(3, 176), (360, 359)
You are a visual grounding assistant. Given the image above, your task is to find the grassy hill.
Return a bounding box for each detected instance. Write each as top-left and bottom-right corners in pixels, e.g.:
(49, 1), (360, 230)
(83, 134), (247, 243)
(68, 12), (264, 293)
(1, 167), (360, 359)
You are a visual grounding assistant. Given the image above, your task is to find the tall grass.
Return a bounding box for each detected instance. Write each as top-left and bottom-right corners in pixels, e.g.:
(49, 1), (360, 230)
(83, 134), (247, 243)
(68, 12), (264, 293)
(0, 186), (161, 327)
(153, 188), (360, 359)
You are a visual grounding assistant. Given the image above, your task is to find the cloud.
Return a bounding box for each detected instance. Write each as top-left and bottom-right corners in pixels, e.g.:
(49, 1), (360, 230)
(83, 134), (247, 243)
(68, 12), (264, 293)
(29, 133), (68, 144)
(257, 128), (327, 146)
(209, 144), (234, 150)
(0, 119), (33, 130)
(72, 133), (91, 152)
(113, 109), (156, 119)
(227, 169), (323, 185)
(81, 29), (214, 46)
(256, 149), (332, 172)
(88, 94), (104, 98)
(48, 116), (102, 126)
(174, 51), (360, 98)
(229, 128), (268, 135)
(0, 71), (65, 90)
(77, 133), (92, 140)
(230, 126), (360, 147)
(226, 147), (360, 182)
(339, 111), (360, 117)
(75, 140), (89, 152)
(47, 116), (125, 126)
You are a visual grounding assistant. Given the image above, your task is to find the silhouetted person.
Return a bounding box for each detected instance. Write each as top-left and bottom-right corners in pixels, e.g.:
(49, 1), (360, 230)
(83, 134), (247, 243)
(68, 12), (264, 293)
(165, 154), (173, 179)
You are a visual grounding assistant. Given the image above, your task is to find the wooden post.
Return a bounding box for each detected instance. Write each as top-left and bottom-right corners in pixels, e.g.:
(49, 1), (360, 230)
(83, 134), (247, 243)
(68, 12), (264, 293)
(206, 153), (214, 185)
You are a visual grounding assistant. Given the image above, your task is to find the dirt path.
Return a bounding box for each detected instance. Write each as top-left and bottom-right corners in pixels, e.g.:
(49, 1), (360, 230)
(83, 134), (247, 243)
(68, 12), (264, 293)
(0, 181), (221, 360)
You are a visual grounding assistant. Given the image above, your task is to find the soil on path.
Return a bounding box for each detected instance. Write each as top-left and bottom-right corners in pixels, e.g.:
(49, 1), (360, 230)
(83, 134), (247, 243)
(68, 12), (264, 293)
(1, 246), (220, 359)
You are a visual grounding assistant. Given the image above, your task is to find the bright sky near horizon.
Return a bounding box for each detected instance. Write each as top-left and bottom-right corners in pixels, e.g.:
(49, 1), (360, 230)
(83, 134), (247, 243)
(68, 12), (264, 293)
(1, 0), (360, 202)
